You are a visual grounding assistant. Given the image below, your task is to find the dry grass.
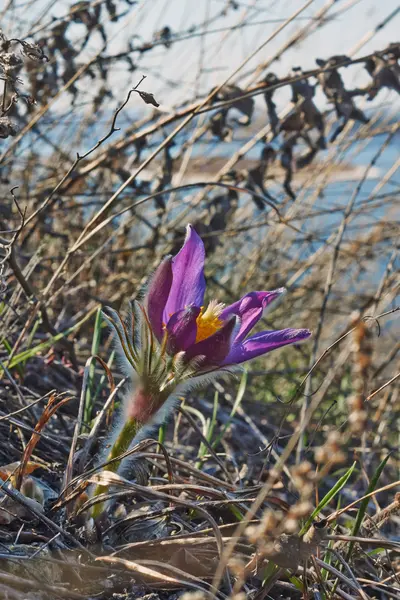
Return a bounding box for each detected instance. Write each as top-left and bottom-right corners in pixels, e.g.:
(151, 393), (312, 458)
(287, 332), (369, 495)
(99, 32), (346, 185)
(0, 2), (399, 598)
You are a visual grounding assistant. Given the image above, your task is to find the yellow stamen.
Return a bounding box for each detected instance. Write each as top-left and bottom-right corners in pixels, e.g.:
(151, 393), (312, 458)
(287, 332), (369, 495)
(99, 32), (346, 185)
(195, 300), (225, 343)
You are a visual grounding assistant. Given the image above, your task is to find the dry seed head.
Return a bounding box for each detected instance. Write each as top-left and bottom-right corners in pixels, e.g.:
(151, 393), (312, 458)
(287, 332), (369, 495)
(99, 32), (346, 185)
(352, 320), (372, 347)
(349, 393), (364, 411)
(332, 450), (346, 465)
(349, 319), (373, 428)
(284, 501), (314, 534)
(291, 461), (316, 497)
(245, 524), (258, 543)
(348, 408), (368, 433)
(261, 508), (282, 530)
(283, 516), (300, 534)
(293, 460), (313, 476)
(262, 539), (278, 558)
(268, 467), (282, 485)
(314, 446), (326, 463)
(180, 593), (208, 600)
(289, 500), (314, 519)
(326, 430), (342, 449)
(315, 430), (346, 465)
(314, 446), (346, 465)
(245, 509), (282, 543)
(227, 556), (246, 578)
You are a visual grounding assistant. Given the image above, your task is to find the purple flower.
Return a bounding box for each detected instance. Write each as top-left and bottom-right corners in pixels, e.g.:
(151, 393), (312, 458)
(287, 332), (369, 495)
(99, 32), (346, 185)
(97, 224), (311, 492)
(102, 225), (310, 425)
(146, 224), (311, 370)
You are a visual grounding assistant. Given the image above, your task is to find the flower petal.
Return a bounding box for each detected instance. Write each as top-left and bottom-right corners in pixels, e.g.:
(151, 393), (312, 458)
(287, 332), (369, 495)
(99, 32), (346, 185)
(222, 328), (311, 365)
(164, 225), (206, 320)
(184, 315), (238, 366)
(220, 289), (285, 342)
(166, 306), (200, 354)
(146, 256), (173, 341)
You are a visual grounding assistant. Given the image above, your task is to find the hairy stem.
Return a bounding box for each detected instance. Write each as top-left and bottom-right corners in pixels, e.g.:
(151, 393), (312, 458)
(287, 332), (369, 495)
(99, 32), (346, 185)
(91, 417), (141, 519)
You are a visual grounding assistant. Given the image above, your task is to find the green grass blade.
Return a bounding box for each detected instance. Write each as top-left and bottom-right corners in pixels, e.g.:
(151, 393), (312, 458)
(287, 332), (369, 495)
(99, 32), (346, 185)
(300, 461), (357, 535)
(2, 338), (24, 379)
(84, 307), (102, 424)
(346, 453), (390, 560)
(3, 307), (97, 372)
(261, 562), (281, 587)
(321, 496), (341, 581)
(158, 421), (166, 446)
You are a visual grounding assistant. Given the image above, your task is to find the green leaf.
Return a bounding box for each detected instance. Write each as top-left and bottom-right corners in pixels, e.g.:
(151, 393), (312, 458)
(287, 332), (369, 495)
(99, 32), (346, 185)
(261, 561), (280, 585)
(288, 574), (303, 591)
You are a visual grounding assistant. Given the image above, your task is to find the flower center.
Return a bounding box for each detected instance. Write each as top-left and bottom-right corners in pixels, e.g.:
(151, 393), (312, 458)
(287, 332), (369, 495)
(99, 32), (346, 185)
(195, 300), (225, 342)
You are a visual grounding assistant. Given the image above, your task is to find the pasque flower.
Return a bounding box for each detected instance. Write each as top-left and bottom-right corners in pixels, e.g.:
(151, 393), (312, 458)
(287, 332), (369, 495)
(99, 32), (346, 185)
(91, 225), (310, 517)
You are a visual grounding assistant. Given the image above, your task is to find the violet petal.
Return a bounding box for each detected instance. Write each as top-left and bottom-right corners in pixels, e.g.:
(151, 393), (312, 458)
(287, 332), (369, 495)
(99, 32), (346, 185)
(184, 315), (238, 366)
(146, 256), (173, 341)
(166, 306), (200, 354)
(220, 289), (285, 342)
(164, 225), (206, 321)
(222, 328), (311, 365)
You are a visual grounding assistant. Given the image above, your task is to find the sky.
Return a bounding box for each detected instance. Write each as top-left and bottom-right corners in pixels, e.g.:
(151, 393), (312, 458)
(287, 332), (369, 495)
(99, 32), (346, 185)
(90, 0), (400, 108)
(2, 0), (399, 121)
